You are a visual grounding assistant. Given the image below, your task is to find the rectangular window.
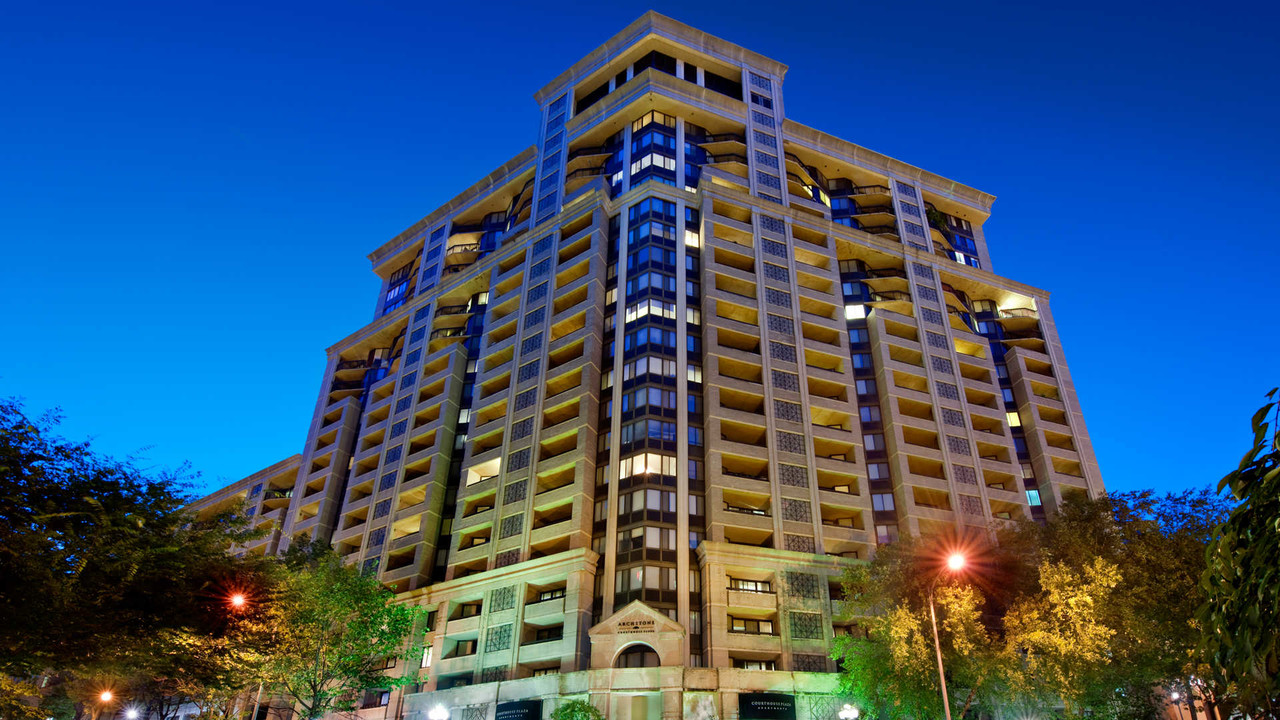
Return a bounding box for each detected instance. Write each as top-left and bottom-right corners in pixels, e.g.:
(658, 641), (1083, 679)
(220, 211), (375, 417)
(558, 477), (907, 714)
(872, 493), (895, 512)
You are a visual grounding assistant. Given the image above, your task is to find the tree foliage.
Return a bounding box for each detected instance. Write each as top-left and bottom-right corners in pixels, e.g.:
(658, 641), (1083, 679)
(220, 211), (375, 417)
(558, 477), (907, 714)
(834, 488), (1232, 720)
(243, 542), (422, 720)
(550, 699), (606, 720)
(1199, 388), (1280, 716)
(0, 398), (276, 715)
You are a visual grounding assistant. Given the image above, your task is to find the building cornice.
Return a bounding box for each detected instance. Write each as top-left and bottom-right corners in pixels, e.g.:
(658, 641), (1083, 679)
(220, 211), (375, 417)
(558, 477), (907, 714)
(535, 11), (788, 107)
(783, 119), (997, 212)
(366, 147), (538, 268)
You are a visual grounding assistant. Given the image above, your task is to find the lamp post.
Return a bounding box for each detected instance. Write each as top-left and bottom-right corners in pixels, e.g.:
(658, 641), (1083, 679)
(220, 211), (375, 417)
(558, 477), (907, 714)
(929, 552), (967, 720)
(1170, 691), (1186, 720)
(838, 704), (860, 720)
(226, 591), (265, 720)
(91, 690), (116, 720)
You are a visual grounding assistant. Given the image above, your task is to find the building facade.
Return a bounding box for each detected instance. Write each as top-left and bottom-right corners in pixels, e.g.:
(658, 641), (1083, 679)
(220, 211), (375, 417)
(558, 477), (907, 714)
(196, 12), (1103, 720)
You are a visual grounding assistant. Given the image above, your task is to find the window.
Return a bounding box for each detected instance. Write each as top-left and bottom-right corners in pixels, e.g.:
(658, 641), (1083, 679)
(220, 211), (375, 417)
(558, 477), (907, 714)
(872, 493), (895, 512)
(852, 353), (873, 370)
(536, 587), (567, 602)
(860, 405), (881, 423)
(729, 617), (775, 635)
(855, 379), (877, 396)
(618, 452), (677, 479)
(848, 328), (869, 344)
(728, 578), (772, 593)
(875, 523), (899, 545)
(863, 434), (885, 451)
(1006, 411), (1021, 427)
(453, 639), (478, 656)
(1026, 489), (1043, 507)
(867, 462), (891, 481)
(845, 304), (867, 320)
(1002, 388), (1016, 404)
(750, 92), (773, 109)
(733, 659), (777, 671)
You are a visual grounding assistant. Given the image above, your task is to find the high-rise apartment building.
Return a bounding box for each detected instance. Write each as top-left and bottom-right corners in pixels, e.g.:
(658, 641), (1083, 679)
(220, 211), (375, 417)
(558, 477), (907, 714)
(195, 12), (1102, 720)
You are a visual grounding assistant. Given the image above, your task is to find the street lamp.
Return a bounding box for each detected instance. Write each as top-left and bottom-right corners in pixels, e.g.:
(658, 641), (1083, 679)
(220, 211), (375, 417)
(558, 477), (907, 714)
(427, 706), (449, 720)
(229, 593), (247, 609)
(125, 709), (140, 720)
(838, 704), (860, 720)
(929, 552), (967, 720)
(99, 692), (114, 704)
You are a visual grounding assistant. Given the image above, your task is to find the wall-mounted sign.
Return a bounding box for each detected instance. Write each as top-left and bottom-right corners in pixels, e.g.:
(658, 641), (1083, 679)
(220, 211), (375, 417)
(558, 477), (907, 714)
(495, 699), (542, 720)
(739, 693), (796, 720)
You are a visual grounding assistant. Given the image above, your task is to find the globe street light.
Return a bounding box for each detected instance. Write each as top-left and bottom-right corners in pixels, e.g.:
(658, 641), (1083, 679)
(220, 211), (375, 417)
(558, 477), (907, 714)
(229, 593), (247, 609)
(838, 704), (860, 720)
(427, 706), (450, 720)
(99, 692), (113, 704)
(929, 552), (967, 720)
(125, 709), (140, 720)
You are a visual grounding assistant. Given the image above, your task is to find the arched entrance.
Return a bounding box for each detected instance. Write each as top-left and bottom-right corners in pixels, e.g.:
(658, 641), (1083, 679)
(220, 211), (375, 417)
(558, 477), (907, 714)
(614, 642), (661, 668)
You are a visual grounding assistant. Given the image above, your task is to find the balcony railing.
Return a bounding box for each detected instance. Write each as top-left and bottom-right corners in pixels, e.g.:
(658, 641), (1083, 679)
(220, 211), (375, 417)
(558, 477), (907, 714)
(429, 327), (469, 341)
(864, 267), (906, 280)
(724, 503), (770, 517)
(435, 303), (473, 317)
(869, 291), (912, 303)
(446, 243), (480, 256)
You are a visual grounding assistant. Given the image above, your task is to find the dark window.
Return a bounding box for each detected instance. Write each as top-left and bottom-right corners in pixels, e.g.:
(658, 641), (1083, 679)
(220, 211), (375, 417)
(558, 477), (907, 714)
(703, 70), (743, 100)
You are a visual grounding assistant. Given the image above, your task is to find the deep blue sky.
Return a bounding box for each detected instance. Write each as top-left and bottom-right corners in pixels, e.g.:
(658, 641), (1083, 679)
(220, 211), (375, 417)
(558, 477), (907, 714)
(2, 0), (1276, 497)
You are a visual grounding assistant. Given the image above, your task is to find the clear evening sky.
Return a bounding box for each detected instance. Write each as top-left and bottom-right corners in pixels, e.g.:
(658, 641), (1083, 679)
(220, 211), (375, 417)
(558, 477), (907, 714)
(1, 0), (1275, 497)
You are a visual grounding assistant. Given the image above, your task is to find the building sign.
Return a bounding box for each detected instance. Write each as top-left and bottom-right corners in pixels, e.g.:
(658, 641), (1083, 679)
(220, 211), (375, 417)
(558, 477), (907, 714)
(739, 693), (795, 720)
(495, 699), (542, 720)
(617, 618), (655, 634)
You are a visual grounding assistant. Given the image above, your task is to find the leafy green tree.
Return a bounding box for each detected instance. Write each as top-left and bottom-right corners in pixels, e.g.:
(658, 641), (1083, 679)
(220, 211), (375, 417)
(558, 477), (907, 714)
(835, 487), (1230, 720)
(550, 699), (606, 720)
(246, 543), (421, 720)
(832, 532), (1030, 720)
(1199, 389), (1280, 716)
(0, 399), (277, 715)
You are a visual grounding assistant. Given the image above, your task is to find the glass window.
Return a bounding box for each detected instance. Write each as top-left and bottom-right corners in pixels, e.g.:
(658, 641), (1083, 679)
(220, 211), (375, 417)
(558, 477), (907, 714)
(1026, 489), (1042, 507)
(860, 405), (881, 423)
(872, 493), (895, 512)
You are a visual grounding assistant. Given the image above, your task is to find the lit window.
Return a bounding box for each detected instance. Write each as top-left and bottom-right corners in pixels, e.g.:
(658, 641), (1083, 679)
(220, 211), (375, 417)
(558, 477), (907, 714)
(845, 304), (867, 320)
(684, 229), (701, 247)
(1026, 489), (1042, 507)
(1006, 411), (1021, 427)
(872, 493), (895, 512)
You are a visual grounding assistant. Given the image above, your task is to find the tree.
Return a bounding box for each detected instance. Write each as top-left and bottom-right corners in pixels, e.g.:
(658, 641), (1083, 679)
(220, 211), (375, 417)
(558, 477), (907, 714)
(550, 699), (606, 720)
(832, 532), (1031, 720)
(0, 399), (277, 715)
(247, 543), (421, 720)
(834, 488), (1231, 720)
(1199, 388), (1280, 716)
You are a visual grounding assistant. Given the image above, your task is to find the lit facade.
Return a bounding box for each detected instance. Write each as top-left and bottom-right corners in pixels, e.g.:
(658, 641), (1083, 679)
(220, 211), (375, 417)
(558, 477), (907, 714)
(196, 12), (1103, 720)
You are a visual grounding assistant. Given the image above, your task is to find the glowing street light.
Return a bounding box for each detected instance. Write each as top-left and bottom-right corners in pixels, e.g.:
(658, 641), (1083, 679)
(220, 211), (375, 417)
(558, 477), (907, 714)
(929, 551), (968, 720)
(229, 593), (247, 609)
(125, 709), (140, 720)
(838, 705), (860, 720)
(427, 706), (449, 720)
(99, 692), (113, 704)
